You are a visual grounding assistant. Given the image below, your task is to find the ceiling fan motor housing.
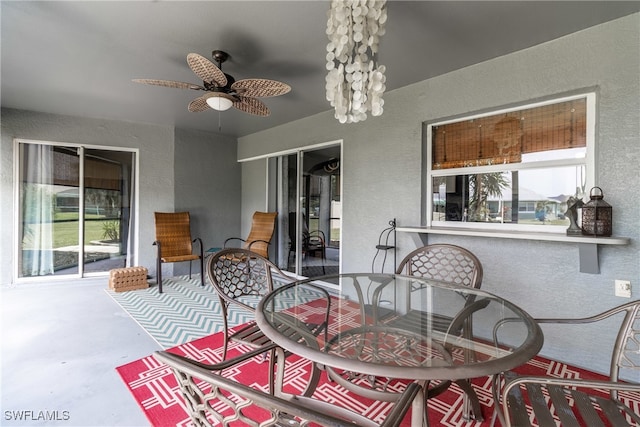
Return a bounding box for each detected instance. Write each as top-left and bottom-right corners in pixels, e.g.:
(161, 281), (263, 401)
(208, 50), (235, 93)
(212, 50), (229, 65)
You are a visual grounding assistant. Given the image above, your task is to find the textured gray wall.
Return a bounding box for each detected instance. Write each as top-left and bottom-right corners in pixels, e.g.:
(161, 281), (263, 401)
(236, 159), (273, 256)
(237, 15), (640, 374)
(241, 159), (269, 237)
(0, 109), (241, 284)
(171, 127), (241, 276)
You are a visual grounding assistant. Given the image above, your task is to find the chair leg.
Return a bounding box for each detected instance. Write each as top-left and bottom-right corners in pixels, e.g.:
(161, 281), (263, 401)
(268, 348), (276, 395)
(199, 256), (204, 286)
(221, 302), (230, 360)
(157, 259), (163, 294)
(188, 260), (192, 279)
(489, 408), (498, 427)
(426, 378), (483, 421)
(456, 379), (483, 421)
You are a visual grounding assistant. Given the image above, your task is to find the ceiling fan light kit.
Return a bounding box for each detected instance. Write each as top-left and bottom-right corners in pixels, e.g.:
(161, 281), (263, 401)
(205, 92), (235, 111)
(133, 50), (290, 118)
(326, 0), (387, 124)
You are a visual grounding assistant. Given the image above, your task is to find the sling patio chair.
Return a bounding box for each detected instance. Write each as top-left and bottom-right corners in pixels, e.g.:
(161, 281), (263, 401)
(155, 344), (424, 427)
(153, 211), (204, 294)
(207, 248), (330, 396)
(224, 211), (277, 259)
(491, 299), (640, 427)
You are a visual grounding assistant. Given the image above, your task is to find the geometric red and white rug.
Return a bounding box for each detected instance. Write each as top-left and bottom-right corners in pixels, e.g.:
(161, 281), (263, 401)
(116, 326), (629, 427)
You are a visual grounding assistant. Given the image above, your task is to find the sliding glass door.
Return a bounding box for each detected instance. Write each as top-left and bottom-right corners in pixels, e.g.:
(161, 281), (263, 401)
(273, 144), (341, 278)
(16, 140), (137, 280)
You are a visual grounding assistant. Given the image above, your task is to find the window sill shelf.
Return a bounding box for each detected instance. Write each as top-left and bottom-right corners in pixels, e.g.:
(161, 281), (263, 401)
(397, 226), (629, 245)
(397, 226), (630, 274)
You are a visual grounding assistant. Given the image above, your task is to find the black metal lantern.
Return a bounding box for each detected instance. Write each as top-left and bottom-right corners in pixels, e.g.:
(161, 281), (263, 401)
(582, 187), (612, 237)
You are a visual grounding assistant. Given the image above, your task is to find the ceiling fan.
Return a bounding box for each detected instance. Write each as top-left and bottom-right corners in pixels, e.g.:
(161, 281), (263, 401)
(133, 50), (291, 117)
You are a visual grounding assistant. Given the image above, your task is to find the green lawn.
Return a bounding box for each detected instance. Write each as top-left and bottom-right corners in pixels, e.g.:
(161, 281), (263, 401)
(23, 217), (119, 248)
(54, 220), (111, 247)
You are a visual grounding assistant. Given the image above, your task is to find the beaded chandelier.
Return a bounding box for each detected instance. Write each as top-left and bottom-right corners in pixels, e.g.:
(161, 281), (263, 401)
(325, 0), (387, 123)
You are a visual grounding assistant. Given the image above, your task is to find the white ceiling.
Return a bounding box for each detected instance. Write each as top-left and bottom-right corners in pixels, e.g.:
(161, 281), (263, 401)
(2, 1), (638, 138)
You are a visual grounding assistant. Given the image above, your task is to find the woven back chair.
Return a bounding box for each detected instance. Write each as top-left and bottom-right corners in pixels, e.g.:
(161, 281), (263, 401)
(491, 300), (640, 427)
(224, 211), (277, 258)
(206, 248), (328, 395)
(393, 244), (484, 420)
(155, 345), (423, 427)
(396, 244), (483, 288)
(153, 212), (203, 293)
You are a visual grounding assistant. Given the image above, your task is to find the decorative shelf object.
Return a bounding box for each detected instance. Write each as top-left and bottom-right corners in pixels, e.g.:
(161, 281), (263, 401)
(397, 226), (630, 274)
(373, 219), (397, 273)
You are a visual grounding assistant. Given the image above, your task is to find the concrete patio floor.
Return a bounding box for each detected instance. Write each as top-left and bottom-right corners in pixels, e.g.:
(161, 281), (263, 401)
(0, 249), (342, 427)
(1, 277), (159, 426)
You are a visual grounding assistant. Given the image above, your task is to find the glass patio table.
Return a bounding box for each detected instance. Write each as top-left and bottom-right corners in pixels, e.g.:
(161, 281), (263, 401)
(256, 273), (543, 425)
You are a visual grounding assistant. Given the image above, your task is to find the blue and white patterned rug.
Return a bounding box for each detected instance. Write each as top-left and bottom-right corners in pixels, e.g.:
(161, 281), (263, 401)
(106, 275), (252, 348)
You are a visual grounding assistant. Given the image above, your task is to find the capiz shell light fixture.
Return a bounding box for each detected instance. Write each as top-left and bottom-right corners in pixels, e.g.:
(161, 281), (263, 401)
(326, 0), (387, 124)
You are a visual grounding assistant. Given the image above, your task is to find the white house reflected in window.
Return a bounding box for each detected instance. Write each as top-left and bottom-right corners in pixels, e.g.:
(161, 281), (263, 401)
(426, 93), (594, 233)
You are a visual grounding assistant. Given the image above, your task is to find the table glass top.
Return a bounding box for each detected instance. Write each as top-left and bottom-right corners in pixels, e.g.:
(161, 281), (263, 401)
(257, 273), (543, 380)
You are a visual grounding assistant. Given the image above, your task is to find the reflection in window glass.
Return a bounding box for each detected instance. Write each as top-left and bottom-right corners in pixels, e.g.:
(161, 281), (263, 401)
(432, 165), (585, 226)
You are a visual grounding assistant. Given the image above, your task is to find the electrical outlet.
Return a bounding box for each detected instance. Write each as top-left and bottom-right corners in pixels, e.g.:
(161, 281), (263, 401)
(614, 280), (632, 298)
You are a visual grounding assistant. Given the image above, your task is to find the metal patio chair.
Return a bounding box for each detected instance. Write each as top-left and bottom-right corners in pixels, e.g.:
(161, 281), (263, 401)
(327, 244), (485, 421)
(491, 299), (640, 427)
(155, 345), (424, 427)
(207, 248), (329, 395)
(394, 244), (485, 420)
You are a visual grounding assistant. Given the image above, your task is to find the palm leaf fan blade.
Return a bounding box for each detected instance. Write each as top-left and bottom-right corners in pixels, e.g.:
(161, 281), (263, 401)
(231, 79), (291, 98)
(132, 79), (203, 90)
(188, 95), (211, 112)
(233, 97), (270, 117)
(187, 53), (227, 87)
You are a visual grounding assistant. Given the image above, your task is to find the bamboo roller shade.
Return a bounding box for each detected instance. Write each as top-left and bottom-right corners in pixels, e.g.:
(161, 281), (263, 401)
(432, 98), (587, 170)
(24, 148), (123, 191)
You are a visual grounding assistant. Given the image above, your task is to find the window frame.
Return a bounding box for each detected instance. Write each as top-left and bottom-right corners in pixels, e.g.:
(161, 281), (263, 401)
(424, 92), (596, 234)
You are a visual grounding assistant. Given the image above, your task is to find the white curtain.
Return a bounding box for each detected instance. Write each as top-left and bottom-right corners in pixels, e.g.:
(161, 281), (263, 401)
(22, 144), (55, 276)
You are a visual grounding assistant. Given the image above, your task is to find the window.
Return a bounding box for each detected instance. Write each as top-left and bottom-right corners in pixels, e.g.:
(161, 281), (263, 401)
(424, 93), (595, 233)
(15, 139), (138, 280)
(267, 143), (341, 278)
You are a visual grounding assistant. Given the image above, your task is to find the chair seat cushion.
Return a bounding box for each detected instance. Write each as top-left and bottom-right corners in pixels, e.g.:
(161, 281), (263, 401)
(161, 254), (200, 263)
